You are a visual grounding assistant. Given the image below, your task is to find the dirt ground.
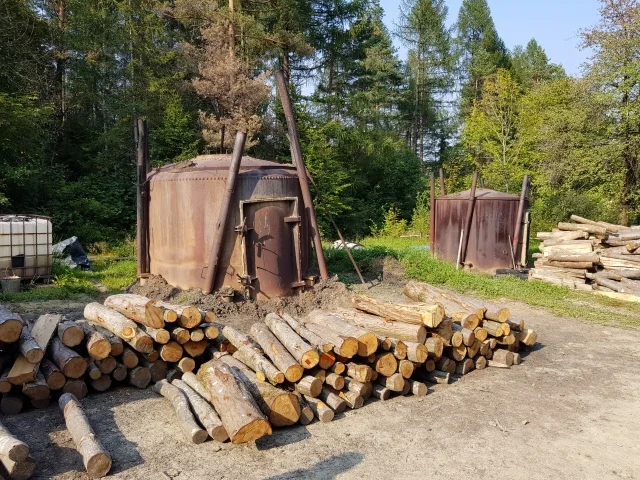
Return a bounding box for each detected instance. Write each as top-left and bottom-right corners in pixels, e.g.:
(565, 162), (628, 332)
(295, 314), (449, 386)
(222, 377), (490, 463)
(4, 274), (640, 479)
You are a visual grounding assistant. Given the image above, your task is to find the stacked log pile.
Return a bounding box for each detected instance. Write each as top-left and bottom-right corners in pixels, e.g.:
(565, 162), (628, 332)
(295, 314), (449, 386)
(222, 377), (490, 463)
(530, 215), (640, 301)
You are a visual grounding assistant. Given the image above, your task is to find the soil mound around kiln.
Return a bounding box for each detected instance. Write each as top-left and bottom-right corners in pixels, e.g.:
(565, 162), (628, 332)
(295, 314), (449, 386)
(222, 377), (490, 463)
(129, 275), (351, 325)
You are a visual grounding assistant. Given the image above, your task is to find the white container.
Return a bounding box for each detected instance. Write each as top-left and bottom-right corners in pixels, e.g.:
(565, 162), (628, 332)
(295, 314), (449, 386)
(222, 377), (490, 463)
(0, 215), (53, 279)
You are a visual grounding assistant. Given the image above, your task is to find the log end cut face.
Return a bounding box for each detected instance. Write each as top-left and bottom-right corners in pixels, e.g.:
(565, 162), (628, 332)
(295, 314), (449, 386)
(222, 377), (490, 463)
(232, 419), (272, 444)
(269, 393), (302, 427)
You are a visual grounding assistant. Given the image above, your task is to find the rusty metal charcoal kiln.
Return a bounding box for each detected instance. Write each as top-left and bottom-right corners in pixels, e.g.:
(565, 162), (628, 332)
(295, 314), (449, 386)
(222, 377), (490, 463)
(430, 173), (530, 273)
(147, 154), (311, 300)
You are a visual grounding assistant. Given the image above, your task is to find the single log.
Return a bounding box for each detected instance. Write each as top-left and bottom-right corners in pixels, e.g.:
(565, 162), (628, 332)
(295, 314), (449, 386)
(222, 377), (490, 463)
(87, 361), (102, 380)
(120, 347), (139, 369)
(499, 323), (511, 336)
(318, 388), (347, 413)
(264, 313), (320, 369)
(405, 341), (429, 363)
(0, 306), (23, 343)
(146, 350), (159, 363)
(232, 348), (284, 384)
(373, 352), (397, 377)
(482, 321), (503, 337)
(58, 321), (85, 347)
(0, 392), (23, 415)
(251, 323), (303, 383)
(142, 326), (170, 344)
(517, 329), (538, 346)
(537, 230), (589, 241)
(455, 358), (475, 375)
(309, 368), (327, 382)
(63, 380), (88, 400)
(326, 385), (363, 409)
(530, 266), (587, 279)
(296, 375), (323, 397)
(84, 303), (137, 340)
(77, 322), (111, 360)
(146, 301), (178, 325)
(0, 455), (36, 480)
(324, 373), (344, 390)
(398, 360), (414, 379)
(189, 328), (205, 342)
(387, 338), (407, 360)
(307, 310), (378, 357)
(197, 360), (272, 443)
(40, 358), (65, 390)
(111, 363), (128, 382)
(91, 325), (123, 356)
(152, 380), (207, 444)
(352, 295), (444, 328)
(196, 323), (219, 341)
(436, 357), (455, 374)
(172, 379), (227, 442)
(343, 377), (370, 397)
(346, 362), (373, 383)
(216, 354), (300, 427)
(492, 349), (514, 366)
(159, 342), (183, 363)
(450, 345), (467, 362)
(570, 214), (626, 233)
(408, 380), (427, 396)
(104, 294), (165, 328)
(557, 222), (606, 235)
(170, 327), (190, 345)
(281, 313), (333, 353)
(432, 318), (453, 346)
(0, 420), (29, 462)
(371, 383), (391, 401)
(484, 308), (510, 323)
(317, 351), (336, 370)
(125, 328), (154, 354)
(304, 395), (334, 422)
(177, 357), (195, 373)
(331, 362), (346, 375)
(128, 366), (151, 389)
(450, 331), (464, 348)
(548, 253), (600, 263)
(90, 375), (112, 392)
(375, 373), (404, 392)
(424, 359), (436, 372)
(488, 360), (511, 368)
(142, 360), (168, 383)
(460, 314), (480, 330)
(474, 327), (488, 342)
(333, 308), (427, 344)
(18, 324), (44, 364)
(155, 302), (202, 329)
(95, 356), (116, 375)
(475, 355), (487, 370)
(183, 340), (207, 358)
(47, 337), (87, 378)
(512, 352), (522, 365)
(299, 321), (358, 358)
(7, 355), (38, 385)
(467, 338), (482, 358)
(545, 260), (595, 269)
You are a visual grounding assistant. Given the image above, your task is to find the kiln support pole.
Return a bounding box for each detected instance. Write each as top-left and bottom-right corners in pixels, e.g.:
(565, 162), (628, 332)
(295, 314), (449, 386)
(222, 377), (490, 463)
(275, 70), (328, 280)
(203, 131), (247, 294)
(459, 171), (478, 267)
(136, 118), (150, 278)
(512, 175), (530, 267)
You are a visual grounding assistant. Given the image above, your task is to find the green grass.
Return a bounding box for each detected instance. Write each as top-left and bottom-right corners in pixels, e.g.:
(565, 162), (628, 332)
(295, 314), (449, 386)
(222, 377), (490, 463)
(326, 236), (640, 328)
(0, 259), (137, 303)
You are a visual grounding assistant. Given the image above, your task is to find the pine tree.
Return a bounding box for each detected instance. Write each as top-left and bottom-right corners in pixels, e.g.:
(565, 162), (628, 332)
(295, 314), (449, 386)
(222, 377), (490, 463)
(511, 39), (565, 89)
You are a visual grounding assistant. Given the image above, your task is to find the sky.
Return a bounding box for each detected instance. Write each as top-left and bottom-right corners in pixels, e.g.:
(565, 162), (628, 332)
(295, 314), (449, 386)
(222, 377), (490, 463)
(379, 0), (603, 76)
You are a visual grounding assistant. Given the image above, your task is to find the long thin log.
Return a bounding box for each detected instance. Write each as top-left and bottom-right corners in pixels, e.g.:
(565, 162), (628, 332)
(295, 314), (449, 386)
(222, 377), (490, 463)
(197, 360), (272, 443)
(332, 308), (427, 344)
(172, 379), (228, 442)
(83, 303), (137, 340)
(264, 313), (319, 369)
(104, 294), (165, 328)
(558, 222), (606, 235)
(352, 295), (444, 328)
(306, 310), (378, 357)
(47, 337), (87, 378)
(250, 323), (303, 383)
(18, 323), (44, 364)
(59, 393), (112, 478)
(152, 380), (207, 444)
(297, 321), (358, 358)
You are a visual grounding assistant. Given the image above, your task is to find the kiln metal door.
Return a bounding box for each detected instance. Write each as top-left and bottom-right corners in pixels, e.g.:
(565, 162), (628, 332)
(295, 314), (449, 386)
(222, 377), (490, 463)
(242, 199), (301, 300)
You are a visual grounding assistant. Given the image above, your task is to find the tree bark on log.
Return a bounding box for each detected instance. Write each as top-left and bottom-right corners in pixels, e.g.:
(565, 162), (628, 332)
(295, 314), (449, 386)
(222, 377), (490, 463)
(18, 323), (44, 364)
(90, 375), (112, 392)
(326, 385), (364, 409)
(152, 380), (207, 444)
(371, 383), (391, 400)
(172, 379), (228, 442)
(436, 357), (455, 374)
(318, 388), (347, 413)
(264, 313), (319, 369)
(83, 303), (137, 340)
(91, 325), (123, 356)
(517, 329), (537, 346)
(76, 321), (111, 360)
(333, 308), (427, 344)
(352, 294), (444, 328)
(58, 321), (84, 347)
(250, 323), (303, 383)
(87, 361), (102, 380)
(104, 294), (165, 329)
(197, 360), (272, 443)
(155, 302), (202, 329)
(482, 321), (503, 337)
(170, 327), (190, 345)
(455, 358), (475, 375)
(125, 328), (153, 354)
(295, 393), (314, 425)
(128, 366), (151, 389)
(297, 321), (358, 359)
(475, 355), (487, 370)
(0, 305), (23, 343)
(232, 347), (284, 384)
(304, 395), (334, 422)
(47, 337), (87, 379)
(280, 313), (333, 352)
(557, 222), (606, 235)
(375, 372), (404, 392)
(306, 310), (378, 357)
(0, 421), (29, 462)
(373, 352), (397, 377)
(492, 349), (513, 366)
(484, 308), (510, 323)
(59, 393), (112, 478)
(40, 358), (65, 390)
(142, 326), (170, 344)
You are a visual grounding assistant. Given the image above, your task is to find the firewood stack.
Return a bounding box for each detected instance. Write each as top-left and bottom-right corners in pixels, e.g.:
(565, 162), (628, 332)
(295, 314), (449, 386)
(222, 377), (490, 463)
(529, 215), (640, 300)
(0, 294), (220, 417)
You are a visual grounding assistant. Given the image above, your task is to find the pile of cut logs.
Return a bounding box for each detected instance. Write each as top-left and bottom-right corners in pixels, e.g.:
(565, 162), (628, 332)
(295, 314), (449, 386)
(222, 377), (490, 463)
(0, 294), (220, 417)
(0, 284), (538, 477)
(530, 215), (640, 301)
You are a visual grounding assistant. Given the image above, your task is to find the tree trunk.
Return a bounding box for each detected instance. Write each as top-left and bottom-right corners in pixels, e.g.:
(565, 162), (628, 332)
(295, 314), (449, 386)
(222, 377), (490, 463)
(83, 303), (137, 340)
(152, 380), (207, 444)
(352, 294), (444, 328)
(230, 347), (284, 384)
(197, 360), (272, 443)
(104, 294), (165, 328)
(373, 353), (397, 377)
(250, 323), (303, 383)
(264, 313), (319, 369)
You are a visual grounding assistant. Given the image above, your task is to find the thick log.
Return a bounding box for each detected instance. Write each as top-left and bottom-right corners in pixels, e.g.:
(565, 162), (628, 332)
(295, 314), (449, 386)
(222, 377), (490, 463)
(183, 340), (207, 358)
(436, 357), (455, 374)
(557, 222), (606, 235)
(467, 338), (482, 358)
(140, 359), (168, 383)
(517, 329), (538, 346)
(59, 393), (111, 477)
(84, 303), (138, 340)
(377, 336), (392, 350)
(91, 325), (123, 356)
(309, 368), (326, 382)
(459, 314), (480, 331)
(128, 367), (151, 389)
(493, 349), (513, 366)
(250, 323), (303, 383)
(331, 362), (346, 375)
(529, 272), (591, 290)
(352, 295), (444, 328)
(405, 341), (429, 363)
(346, 362), (372, 383)
(189, 328), (204, 342)
(296, 375), (323, 397)
(431, 318), (453, 346)
(0, 455), (36, 480)
(90, 375), (112, 392)
(343, 377), (370, 398)
(484, 308), (510, 323)
(111, 363), (127, 382)
(40, 358), (65, 390)
(324, 373), (344, 390)
(450, 345), (467, 361)
(7, 354), (38, 386)
(326, 385), (363, 409)
(496, 334), (516, 346)
(333, 309), (426, 344)
(0, 306), (23, 343)
(170, 327), (190, 345)
(570, 215), (626, 233)
(475, 355), (487, 370)
(318, 388), (347, 413)
(47, 337), (87, 379)
(455, 358), (475, 375)
(63, 380), (88, 400)
(177, 358), (195, 373)
(307, 310), (378, 357)
(398, 359), (414, 379)
(120, 347), (139, 369)
(172, 379), (227, 441)
(76, 322), (111, 360)
(146, 301), (178, 325)
(304, 395), (334, 422)
(104, 294), (165, 328)
(450, 331), (464, 348)
(155, 302), (202, 329)
(0, 420), (29, 462)
(197, 360), (272, 443)
(280, 313), (333, 352)
(58, 321), (84, 347)
(375, 373), (404, 392)
(159, 342), (183, 363)
(482, 321), (503, 337)
(373, 352), (397, 377)
(142, 326), (170, 344)
(264, 313), (319, 369)
(474, 327), (488, 342)
(125, 328), (154, 354)
(152, 380), (207, 444)
(424, 359), (436, 372)
(95, 356), (116, 375)
(371, 383), (391, 401)
(18, 324), (43, 364)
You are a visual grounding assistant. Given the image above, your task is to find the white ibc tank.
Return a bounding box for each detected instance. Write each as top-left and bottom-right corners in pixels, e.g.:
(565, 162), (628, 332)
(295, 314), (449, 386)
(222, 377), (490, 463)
(0, 215), (53, 279)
